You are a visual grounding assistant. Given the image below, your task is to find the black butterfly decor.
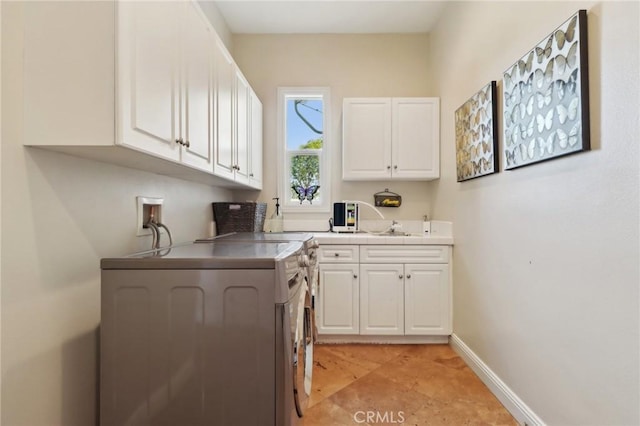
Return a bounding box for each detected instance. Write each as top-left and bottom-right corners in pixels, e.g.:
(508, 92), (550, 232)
(501, 9), (590, 170)
(292, 185), (320, 204)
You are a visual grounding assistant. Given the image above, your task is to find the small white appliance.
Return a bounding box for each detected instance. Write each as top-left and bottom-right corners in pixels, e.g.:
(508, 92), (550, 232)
(332, 201), (359, 232)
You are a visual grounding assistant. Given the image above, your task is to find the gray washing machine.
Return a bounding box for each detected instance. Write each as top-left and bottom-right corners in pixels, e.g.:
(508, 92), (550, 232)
(196, 232), (318, 416)
(100, 241), (309, 426)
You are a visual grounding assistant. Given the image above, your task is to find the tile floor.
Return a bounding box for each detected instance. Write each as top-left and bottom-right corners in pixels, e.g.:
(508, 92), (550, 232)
(301, 344), (517, 426)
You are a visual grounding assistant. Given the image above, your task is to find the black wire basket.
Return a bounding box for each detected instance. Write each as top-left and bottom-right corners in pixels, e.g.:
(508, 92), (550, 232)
(212, 202), (267, 234)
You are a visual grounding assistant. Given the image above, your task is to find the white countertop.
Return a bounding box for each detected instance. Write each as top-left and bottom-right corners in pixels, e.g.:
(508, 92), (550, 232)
(313, 232), (453, 245)
(313, 221), (454, 245)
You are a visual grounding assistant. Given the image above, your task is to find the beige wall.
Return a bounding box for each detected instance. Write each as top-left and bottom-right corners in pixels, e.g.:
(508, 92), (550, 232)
(232, 33), (436, 222)
(1, 3), (232, 424)
(429, 1), (639, 424)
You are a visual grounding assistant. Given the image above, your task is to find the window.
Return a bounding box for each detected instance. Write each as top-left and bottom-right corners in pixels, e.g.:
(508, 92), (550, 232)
(277, 87), (331, 213)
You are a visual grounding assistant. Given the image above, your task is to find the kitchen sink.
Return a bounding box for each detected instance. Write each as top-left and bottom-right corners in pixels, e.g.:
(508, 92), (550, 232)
(377, 232), (422, 237)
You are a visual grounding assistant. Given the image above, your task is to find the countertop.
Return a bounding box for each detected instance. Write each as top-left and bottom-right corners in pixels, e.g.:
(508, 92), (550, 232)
(313, 232), (453, 245)
(313, 221), (454, 245)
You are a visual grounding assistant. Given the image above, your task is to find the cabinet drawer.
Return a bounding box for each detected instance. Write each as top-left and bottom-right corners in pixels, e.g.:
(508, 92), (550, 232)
(318, 245), (359, 263)
(360, 245), (449, 263)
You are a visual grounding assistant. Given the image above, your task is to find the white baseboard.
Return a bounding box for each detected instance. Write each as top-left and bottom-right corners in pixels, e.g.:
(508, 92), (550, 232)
(317, 335), (448, 344)
(449, 334), (545, 426)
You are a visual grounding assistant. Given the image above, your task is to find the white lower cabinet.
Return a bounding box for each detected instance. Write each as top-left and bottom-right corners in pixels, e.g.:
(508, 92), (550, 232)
(317, 264), (359, 334)
(317, 244), (452, 340)
(404, 264), (450, 335)
(360, 264), (405, 335)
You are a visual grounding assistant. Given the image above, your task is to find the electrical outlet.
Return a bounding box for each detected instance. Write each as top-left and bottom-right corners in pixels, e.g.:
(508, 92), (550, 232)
(136, 196), (164, 236)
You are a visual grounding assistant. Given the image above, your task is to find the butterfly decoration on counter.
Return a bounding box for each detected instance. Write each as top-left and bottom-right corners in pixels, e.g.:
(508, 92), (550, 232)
(501, 10), (589, 169)
(292, 184), (320, 204)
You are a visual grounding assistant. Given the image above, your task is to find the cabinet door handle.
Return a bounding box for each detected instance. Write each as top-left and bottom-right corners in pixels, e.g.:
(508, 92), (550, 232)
(185, 140), (190, 148)
(353, 274), (358, 279)
(406, 274), (411, 279)
(387, 165), (391, 170)
(399, 274), (403, 279)
(334, 253), (339, 257)
(394, 165), (398, 169)
(175, 138), (183, 145)
(249, 173), (254, 177)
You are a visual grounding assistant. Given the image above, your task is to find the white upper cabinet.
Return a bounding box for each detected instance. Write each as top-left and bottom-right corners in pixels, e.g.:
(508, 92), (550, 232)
(342, 97), (440, 181)
(22, 1), (261, 188)
(342, 99), (392, 180)
(392, 98), (440, 179)
(234, 70), (251, 185)
(248, 90), (264, 189)
(117, 1), (180, 162)
(213, 39), (236, 180)
(213, 41), (259, 186)
(118, 1), (214, 172)
(180, 1), (215, 171)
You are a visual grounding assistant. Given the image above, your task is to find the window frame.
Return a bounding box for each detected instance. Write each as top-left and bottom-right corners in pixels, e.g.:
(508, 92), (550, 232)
(277, 87), (331, 213)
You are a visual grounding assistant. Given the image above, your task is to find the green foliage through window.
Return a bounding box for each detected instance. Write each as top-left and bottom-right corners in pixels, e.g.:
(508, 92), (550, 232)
(288, 99), (323, 204)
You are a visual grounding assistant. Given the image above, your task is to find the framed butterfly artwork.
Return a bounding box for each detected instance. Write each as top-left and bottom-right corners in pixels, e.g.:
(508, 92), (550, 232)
(502, 10), (590, 170)
(455, 81), (499, 181)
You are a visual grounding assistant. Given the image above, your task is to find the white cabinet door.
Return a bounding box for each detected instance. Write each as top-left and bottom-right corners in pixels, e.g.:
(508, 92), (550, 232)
(213, 39), (235, 180)
(249, 90), (263, 189)
(359, 264), (404, 335)
(317, 264), (359, 335)
(118, 1), (180, 161)
(392, 98), (440, 179)
(342, 97), (440, 181)
(180, 2), (214, 171)
(342, 98), (392, 180)
(404, 264), (450, 335)
(234, 70), (250, 185)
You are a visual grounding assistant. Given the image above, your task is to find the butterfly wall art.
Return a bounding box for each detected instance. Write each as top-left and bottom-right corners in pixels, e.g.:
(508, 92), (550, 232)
(455, 81), (499, 181)
(292, 184), (320, 204)
(502, 10), (590, 169)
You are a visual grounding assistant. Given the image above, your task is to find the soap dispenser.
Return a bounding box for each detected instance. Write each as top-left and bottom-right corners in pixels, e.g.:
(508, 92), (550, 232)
(270, 197), (284, 232)
(422, 214), (431, 235)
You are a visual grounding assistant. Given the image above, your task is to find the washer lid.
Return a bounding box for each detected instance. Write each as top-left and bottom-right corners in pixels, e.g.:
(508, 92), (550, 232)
(197, 231), (314, 246)
(101, 241), (304, 270)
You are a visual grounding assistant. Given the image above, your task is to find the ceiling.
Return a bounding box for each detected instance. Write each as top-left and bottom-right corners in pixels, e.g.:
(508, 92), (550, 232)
(213, 1), (447, 34)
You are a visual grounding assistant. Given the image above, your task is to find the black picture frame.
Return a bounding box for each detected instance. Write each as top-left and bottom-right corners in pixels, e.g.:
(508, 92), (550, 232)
(455, 81), (499, 181)
(502, 10), (590, 170)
